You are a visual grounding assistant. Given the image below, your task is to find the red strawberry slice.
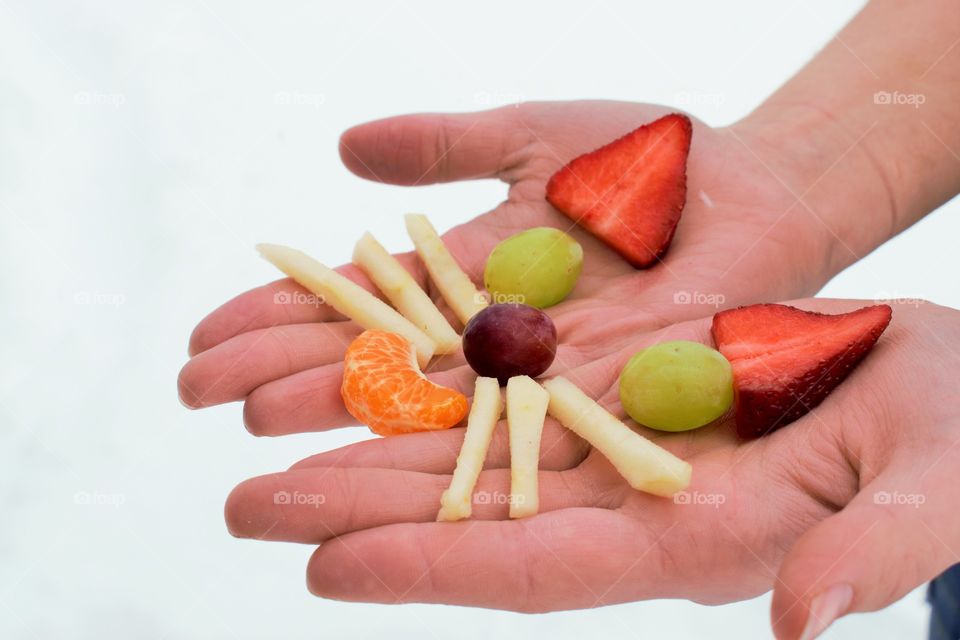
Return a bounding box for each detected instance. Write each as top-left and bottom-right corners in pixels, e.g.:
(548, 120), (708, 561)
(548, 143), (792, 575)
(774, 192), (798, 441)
(711, 303), (892, 439)
(545, 113), (692, 268)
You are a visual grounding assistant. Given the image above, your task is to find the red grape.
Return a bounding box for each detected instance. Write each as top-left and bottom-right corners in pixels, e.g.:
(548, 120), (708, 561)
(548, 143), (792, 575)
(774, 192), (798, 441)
(462, 304), (557, 383)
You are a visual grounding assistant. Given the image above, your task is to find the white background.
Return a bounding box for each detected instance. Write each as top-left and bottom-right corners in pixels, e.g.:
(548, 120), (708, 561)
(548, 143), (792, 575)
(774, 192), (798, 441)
(1, 1), (955, 638)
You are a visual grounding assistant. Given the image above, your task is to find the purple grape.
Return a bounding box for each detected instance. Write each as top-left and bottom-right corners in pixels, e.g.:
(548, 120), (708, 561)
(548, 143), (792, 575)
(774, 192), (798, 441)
(462, 304), (557, 383)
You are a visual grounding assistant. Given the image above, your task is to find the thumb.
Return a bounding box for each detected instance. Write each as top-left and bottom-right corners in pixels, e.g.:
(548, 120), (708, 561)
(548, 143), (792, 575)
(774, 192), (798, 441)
(338, 107), (526, 186)
(772, 470), (957, 640)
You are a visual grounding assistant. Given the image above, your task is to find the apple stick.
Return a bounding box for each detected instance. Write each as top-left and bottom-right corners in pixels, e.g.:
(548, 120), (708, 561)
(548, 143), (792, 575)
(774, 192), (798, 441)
(437, 377), (503, 522)
(507, 375), (549, 518)
(404, 214), (488, 325)
(353, 232), (461, 354)
(257, 243), (436, 367)
(543, 376), (691, 497)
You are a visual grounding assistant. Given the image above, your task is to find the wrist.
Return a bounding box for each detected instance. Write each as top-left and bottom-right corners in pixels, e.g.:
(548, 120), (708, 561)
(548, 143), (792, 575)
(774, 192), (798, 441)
(726, 102), (898, 279)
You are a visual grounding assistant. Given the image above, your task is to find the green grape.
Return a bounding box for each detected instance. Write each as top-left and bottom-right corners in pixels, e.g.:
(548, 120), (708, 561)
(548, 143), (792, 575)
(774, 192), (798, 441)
(619, 340), (733, 432)
(483, 227), (583, 309)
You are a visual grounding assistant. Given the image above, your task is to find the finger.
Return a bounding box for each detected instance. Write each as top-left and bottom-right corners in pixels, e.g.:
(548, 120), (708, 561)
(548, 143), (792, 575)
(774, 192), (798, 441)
(771, 462), (959, 640)
(306, 508), (652, 611)
(225, 466), (615, 544)
(189, 279), (341, 357)
(289, 415), (589, 473)
(242, 363), (477, 436)
(178, 322), (361, 408)
(339, 108), (527, 186)
(188, 259), (427, 356)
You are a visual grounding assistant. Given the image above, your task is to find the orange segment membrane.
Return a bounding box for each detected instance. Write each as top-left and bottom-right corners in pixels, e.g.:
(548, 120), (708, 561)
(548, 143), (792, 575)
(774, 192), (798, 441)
(341, 330), (468, 436)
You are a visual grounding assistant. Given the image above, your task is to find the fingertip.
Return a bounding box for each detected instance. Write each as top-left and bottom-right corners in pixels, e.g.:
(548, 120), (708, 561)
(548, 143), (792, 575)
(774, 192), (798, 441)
(338, 111), (508, 185)
(770, 582), (809, 640)
(305, 544), (333, 598)
(305, 531), (400, 603)
(338, 125), (379, 182)
(177, 347), (236, 410)
(177, 363), (203, 409)
(187, 323), (208, 358)
(771, 532), (833, 639)
(224, 475), (280, 539)
(338, 117), (421, 184)
(223, 481), (250, 538)
(769, 506), (874, 639)
(187, 300), (242, 357)
(306, 538), (360, 600)
(186, 313), (233, 360)
(242, 389), (277, 437)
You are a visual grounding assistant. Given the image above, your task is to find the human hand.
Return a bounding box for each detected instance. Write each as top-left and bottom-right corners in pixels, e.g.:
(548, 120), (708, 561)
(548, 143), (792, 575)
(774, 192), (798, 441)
(178, 100), (865, 433)
(222, 298), (960, 640)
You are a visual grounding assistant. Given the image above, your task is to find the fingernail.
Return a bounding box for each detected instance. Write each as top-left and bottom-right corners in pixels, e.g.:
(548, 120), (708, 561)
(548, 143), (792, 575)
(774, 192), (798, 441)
(799, 583), (853, 640)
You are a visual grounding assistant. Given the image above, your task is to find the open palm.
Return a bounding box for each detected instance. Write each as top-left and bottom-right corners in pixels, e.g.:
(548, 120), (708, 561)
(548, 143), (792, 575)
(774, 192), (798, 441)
(222, 298), (960, 640)
(180, 101), (959, 639)
(179, 100), (827, 436)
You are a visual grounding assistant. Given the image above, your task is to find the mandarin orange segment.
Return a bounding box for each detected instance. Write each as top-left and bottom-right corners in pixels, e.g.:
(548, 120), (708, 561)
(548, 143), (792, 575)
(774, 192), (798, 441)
(341, 330), (469, 436)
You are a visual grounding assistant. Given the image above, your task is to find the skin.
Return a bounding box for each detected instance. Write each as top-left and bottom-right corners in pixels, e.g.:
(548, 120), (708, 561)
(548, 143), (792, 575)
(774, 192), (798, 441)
(178, 101), (871, 432)
(179, 1), (960, 638)
(220, 300), (960, 633)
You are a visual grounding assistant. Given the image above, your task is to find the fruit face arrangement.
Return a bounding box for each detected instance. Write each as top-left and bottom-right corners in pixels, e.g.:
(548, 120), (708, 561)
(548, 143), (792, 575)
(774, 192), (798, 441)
(258, 211), (692, 516)
(253, 116), (893, 521)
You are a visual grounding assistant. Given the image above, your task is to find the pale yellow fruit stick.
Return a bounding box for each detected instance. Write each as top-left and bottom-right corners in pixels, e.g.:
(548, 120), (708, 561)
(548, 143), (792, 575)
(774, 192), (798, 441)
(404, 214), (488, 325)
(353, 232), (461, 354)
(507, 375), (549, 518)
(437, 377), (503, 522)
(543, 376), (691, 497)
(256, 243), (436, 367)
